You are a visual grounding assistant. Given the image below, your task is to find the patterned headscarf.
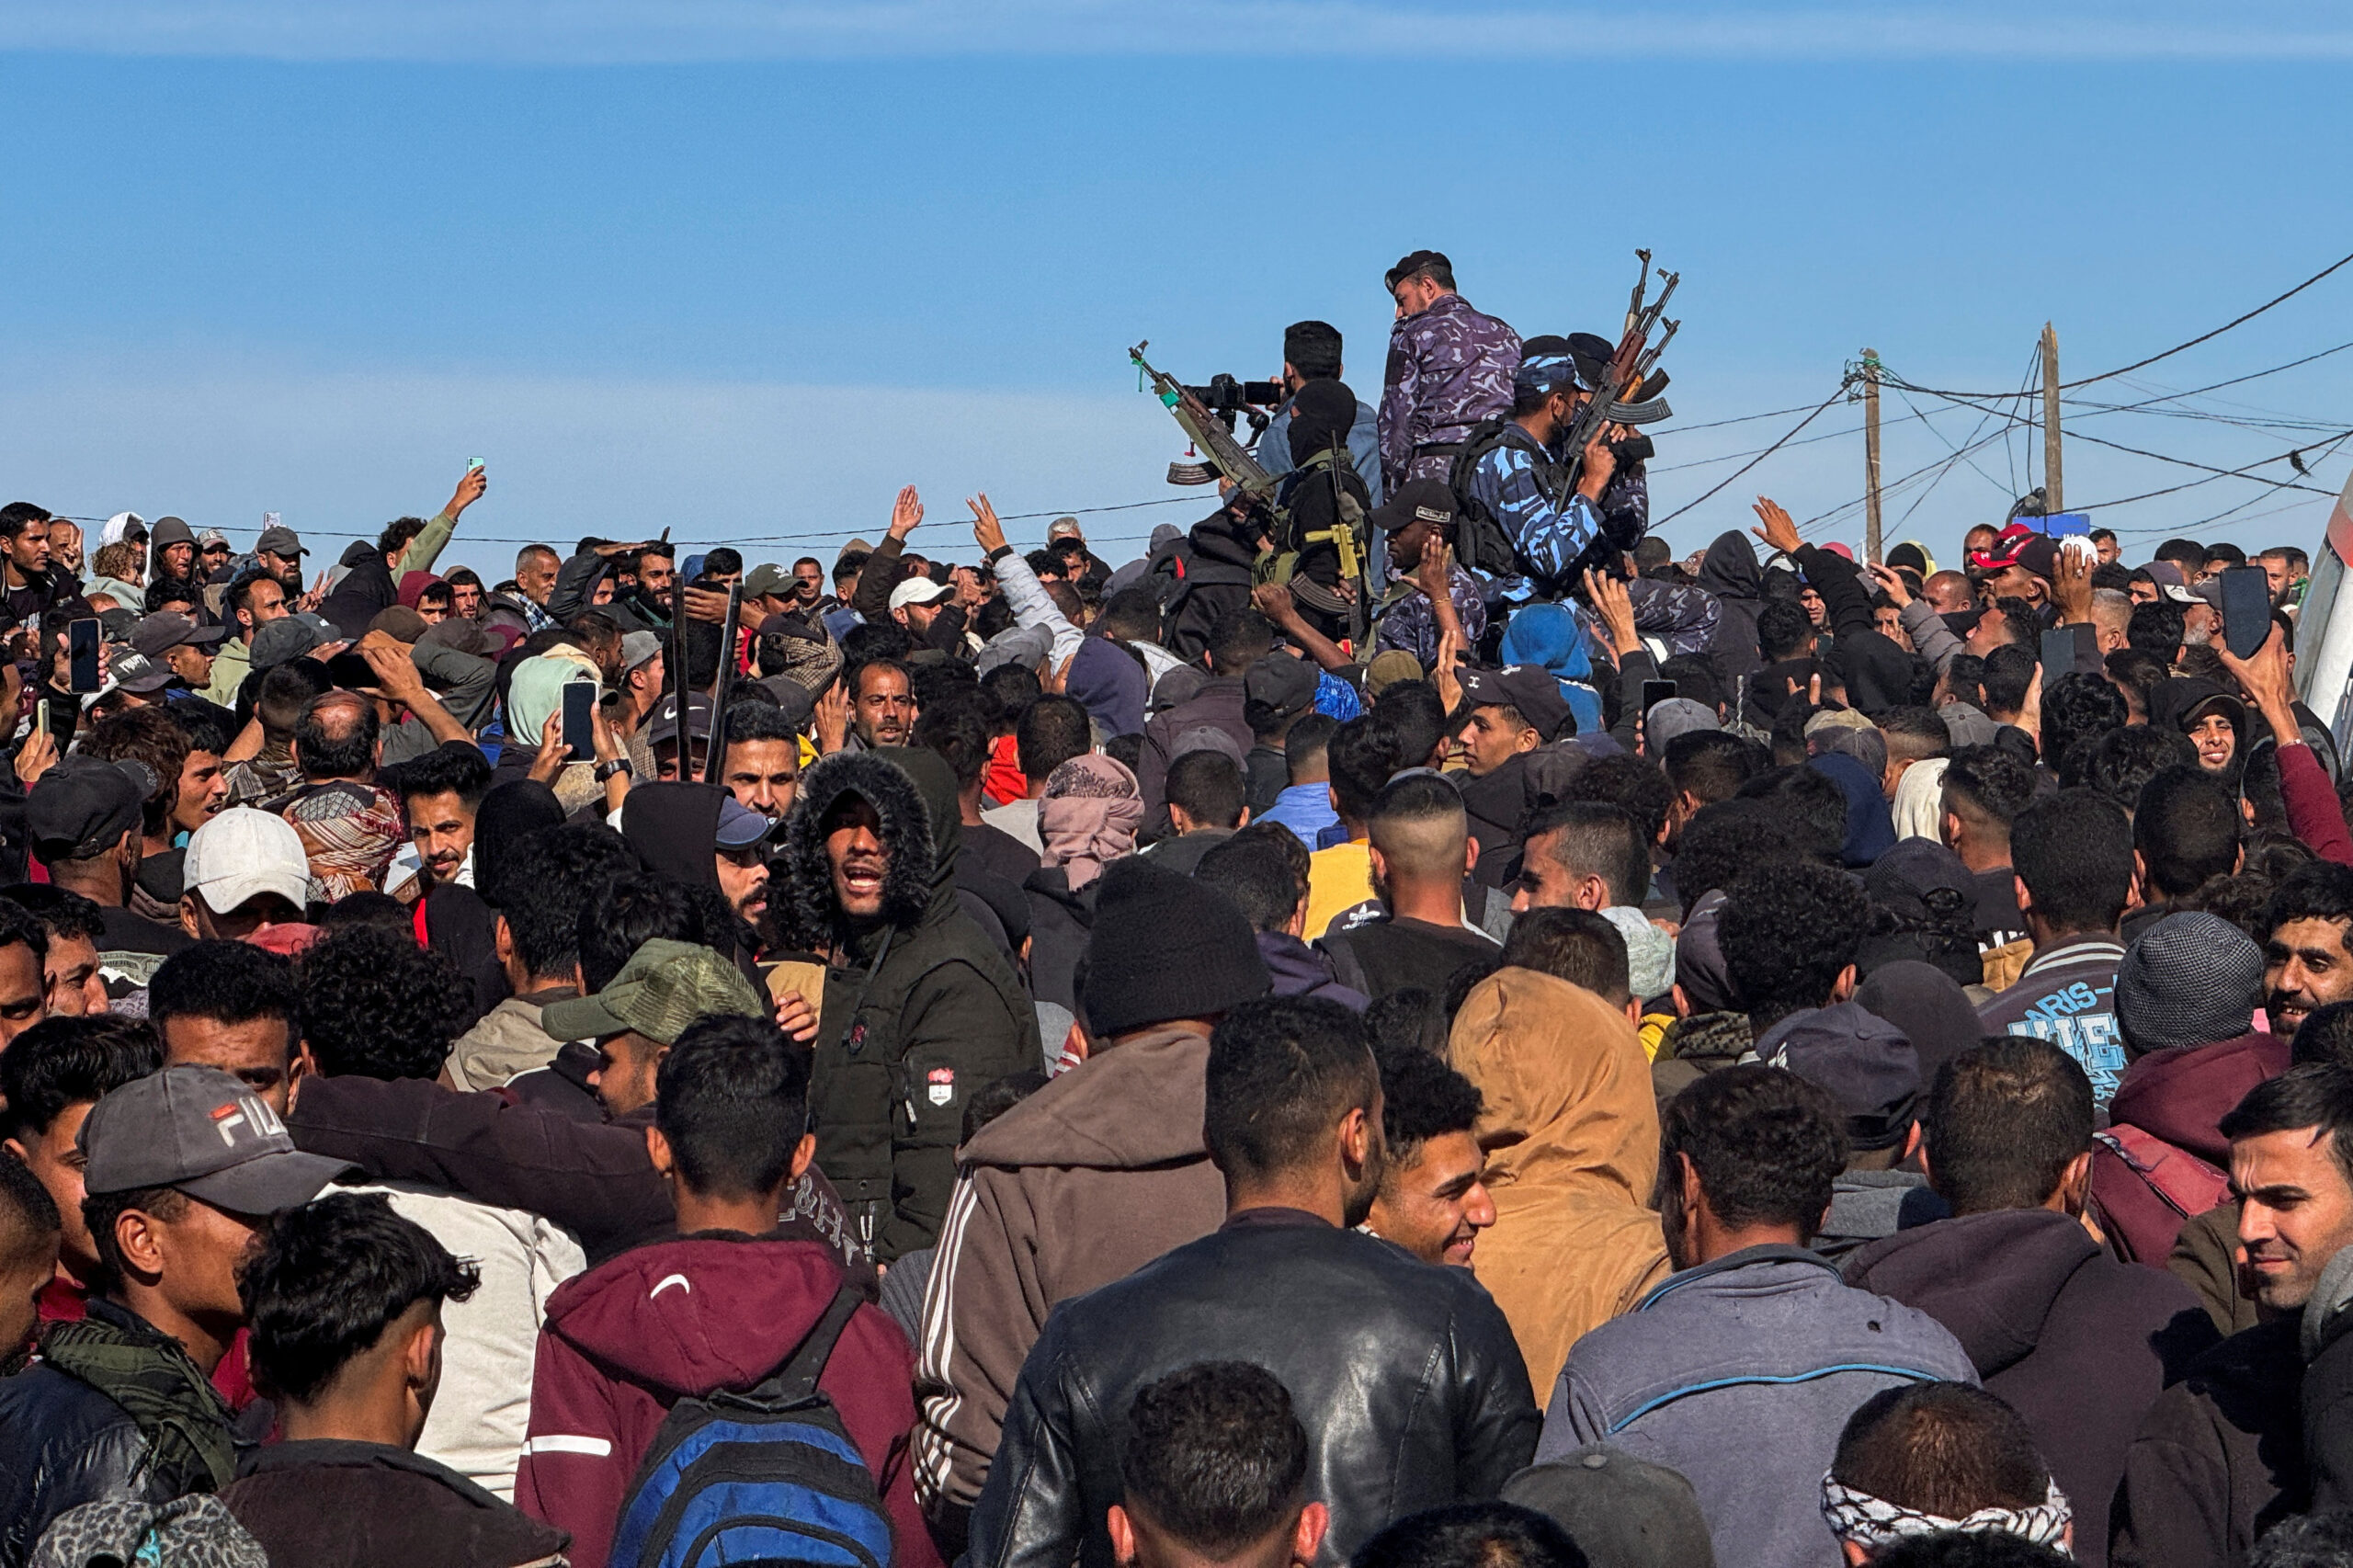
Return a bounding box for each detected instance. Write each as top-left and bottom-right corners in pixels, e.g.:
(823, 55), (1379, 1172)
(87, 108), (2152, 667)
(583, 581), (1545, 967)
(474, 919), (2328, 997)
(1039, 754), (1141, 892)
(1821, 1473), (2072, 1555)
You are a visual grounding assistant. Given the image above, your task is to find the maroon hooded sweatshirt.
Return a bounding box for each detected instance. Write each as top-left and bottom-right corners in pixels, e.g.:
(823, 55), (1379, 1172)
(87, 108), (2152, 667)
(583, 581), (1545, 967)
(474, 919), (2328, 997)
(517, 1233), (943, 1568)
(2089, 1032), (2288, 1264)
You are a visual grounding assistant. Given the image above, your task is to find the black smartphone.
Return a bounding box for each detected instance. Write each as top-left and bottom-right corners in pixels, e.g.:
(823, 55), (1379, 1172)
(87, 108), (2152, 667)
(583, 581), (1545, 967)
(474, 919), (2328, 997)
(66, 620), (100, 693)
(562, 680), (597, 761)
(2222, 565), (2273, 660)
(1641, 678), (1677, 712)
(323, 651), (376, 689)
(2040, 625), (2087, 682)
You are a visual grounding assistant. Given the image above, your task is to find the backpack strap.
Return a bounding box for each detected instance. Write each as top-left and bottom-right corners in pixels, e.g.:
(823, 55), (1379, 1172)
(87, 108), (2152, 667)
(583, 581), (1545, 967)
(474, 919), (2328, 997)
(2095, 1125), (2232, 1221)
(766, 1280), (865, 1403)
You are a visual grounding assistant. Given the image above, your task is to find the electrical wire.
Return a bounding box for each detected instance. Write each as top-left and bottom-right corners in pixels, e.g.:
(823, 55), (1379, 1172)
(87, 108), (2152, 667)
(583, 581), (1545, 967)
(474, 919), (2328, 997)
(1652, 384), (1851, 528)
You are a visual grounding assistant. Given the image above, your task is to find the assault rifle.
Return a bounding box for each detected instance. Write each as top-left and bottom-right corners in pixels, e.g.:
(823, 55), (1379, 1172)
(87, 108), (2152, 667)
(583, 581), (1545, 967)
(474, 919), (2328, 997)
(1554, 253), (1680, 511)
(1130, 343), (1279, 505)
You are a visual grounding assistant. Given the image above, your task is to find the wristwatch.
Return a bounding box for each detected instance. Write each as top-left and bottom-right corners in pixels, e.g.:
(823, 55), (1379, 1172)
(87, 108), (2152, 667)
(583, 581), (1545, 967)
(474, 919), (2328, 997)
(595, 757), (633, 782)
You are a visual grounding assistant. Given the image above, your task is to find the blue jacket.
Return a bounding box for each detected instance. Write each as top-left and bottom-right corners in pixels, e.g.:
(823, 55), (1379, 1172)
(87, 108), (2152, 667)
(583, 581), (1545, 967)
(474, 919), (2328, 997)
(1379, 293), (1520, 493)
(1540, 1244), (1976, 1568)
(1256, 396), (1384, 506)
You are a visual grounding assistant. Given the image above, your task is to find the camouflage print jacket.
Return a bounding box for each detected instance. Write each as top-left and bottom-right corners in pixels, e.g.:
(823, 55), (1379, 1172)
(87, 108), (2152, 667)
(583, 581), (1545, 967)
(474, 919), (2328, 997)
(1379, 293), (1521, 493)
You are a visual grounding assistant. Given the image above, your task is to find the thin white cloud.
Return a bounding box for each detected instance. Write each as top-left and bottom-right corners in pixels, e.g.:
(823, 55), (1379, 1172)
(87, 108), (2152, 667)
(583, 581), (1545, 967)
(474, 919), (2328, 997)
(5, 0), (2352, 63)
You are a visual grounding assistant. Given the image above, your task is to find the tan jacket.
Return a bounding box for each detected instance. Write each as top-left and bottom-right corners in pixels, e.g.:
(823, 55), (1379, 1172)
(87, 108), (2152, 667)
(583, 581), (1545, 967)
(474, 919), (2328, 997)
(444, 995), (564, 1093)
(1448, 968), (1672, 1395)
(914, 1026), (1227, 1518)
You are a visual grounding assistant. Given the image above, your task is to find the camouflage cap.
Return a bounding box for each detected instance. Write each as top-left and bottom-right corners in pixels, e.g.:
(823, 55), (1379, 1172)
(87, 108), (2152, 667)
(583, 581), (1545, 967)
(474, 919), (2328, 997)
(540, 938), (765, 1045)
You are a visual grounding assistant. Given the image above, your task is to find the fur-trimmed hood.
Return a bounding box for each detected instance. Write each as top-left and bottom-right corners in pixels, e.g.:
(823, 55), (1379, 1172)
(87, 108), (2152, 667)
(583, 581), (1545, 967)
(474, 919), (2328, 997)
(776, 746), (961, 950)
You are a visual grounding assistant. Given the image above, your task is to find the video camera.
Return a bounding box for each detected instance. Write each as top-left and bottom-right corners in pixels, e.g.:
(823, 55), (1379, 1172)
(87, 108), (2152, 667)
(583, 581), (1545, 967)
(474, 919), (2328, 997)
(1181, 373), (1286, 437)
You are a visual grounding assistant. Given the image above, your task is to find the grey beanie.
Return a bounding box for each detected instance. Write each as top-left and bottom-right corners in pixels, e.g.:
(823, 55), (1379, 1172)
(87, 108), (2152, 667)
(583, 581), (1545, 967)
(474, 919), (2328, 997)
(2116, 912), (2264, 1053)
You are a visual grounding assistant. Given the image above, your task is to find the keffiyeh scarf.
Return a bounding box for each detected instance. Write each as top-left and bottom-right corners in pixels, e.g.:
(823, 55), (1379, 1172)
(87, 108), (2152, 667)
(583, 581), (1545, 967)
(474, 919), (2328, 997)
(1822, 1473), (2072, 1554)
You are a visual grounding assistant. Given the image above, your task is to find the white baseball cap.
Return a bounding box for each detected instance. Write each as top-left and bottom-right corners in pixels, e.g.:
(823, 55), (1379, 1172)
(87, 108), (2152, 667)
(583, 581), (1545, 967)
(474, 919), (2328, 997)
(888, 576), (951, 612)
(185, 807), (311, 915)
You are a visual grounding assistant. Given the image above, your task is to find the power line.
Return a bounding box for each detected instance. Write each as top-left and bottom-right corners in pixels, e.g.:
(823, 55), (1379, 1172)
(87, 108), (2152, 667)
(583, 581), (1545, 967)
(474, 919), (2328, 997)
(1889, 244), (2353, 400)
(1653, 384), (1851, 528)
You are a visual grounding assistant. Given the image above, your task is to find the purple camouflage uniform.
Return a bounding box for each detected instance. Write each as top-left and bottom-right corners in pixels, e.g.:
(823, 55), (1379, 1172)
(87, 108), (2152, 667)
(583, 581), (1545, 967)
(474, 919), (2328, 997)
(1380, 293), (1521, 494)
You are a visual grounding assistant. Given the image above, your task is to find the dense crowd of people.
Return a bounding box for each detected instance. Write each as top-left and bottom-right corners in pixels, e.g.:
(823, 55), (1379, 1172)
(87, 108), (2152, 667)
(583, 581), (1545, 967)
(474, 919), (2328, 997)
(0, 248), (2348, 1568)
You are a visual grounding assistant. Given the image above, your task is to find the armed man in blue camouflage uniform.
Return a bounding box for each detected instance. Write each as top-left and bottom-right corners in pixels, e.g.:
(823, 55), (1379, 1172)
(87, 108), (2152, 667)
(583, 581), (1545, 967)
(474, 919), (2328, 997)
(1460, 338), (1624, 608)
(1378, 250), (1521, 494)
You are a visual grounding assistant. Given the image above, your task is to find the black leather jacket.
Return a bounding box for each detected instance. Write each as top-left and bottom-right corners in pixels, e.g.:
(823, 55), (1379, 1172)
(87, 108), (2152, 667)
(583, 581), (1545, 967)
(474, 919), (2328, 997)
(967, 1210), (1540, 1568)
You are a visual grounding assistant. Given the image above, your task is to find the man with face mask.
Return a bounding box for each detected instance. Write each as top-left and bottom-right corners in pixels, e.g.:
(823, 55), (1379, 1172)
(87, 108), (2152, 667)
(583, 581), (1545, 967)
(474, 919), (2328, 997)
(774, 748), (1036, 1266)
(1456, 337), (1632, 607)
(967, 996), (1537, 1568)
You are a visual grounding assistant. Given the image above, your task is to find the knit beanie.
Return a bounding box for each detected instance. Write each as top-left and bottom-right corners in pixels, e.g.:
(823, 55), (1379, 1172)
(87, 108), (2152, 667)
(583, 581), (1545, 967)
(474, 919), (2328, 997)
(2116, 911), (2265, 1054)
(1079, 858), (1270, 1038)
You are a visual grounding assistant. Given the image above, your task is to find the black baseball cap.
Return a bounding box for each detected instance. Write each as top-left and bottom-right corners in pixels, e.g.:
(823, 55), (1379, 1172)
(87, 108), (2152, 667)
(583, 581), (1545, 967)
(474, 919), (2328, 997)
(1458, 665), (1573, 741)
(1243, 653), (1318, 721)
(1370, 479), (1459, 537)
(80, 1065), (355, 1212)
(28, 757), (154, 860)
(1384, 249), (1451, 291)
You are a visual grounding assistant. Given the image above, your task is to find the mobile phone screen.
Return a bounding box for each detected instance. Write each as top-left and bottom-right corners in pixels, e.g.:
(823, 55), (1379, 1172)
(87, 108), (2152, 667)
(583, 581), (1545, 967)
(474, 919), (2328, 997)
(2040, 625), (2090, 681)
(1641, 679), (1677, 712)
(2221, 565), (2273, 660)
(67, 620), (100, 693)
(563, 680), (597, 760)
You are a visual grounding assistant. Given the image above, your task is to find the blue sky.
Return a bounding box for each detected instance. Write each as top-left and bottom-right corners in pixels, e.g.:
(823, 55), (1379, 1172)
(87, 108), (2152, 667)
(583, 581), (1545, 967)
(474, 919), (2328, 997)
(3, 1), (2350, 581)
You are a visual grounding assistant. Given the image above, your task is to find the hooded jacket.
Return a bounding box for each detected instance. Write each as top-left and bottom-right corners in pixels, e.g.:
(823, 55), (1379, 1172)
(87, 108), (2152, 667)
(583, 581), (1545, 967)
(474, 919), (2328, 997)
(1696, 530), (1764, 686)
(1137, 676), (1251, 839)
(915, 1026), (1229, 1519)
(1256, 931), (1369, 1008)
(2111, 1318), (2306, 1568)
(2089, 1033), (2288, 1265)
(1495, 604), (1605, 738)
(620, 780), (726, 892)
(777, 749), (1039, 1262)
(516, 1234), (942, 1568)
(1447, 969), (1672, 1394)
(1846, 1209), (2219, 1567)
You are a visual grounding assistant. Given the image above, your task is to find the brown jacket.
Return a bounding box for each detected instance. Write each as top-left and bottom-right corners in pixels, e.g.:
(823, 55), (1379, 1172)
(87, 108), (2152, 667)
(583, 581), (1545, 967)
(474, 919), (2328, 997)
(913, 1026), (1227, 1520)
(1448, 968), (1672, 1396)
(2169, 1200), (2260, 1338)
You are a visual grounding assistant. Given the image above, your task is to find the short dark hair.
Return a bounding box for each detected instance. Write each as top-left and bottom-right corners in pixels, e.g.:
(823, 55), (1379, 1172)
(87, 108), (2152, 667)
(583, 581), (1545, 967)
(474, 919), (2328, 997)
(1832, 1381), (2052, 1522)
(2087, 725), (2198, 815)
(1925, 1039), (2094, 1215)
(142, 575), (200, 615)
(655, 1014), (812, 1199)
(1097, 586), (1164, 645)
(1352, 1503), (1587, 1568)
(1661, 1063), (1847, 1241)
(2267, 861), (2353, 952)
(256, 659), (331, 737)
(1757, 598), (1815, 663)
(1671, 800), (1804, 918)
(1734, 765), (1848, 864)
(2222, 1062), (2353, 1189)
(1120, 1362), (1312, 1557)
(0, 899), (50, 969)
(2040, 672), (2129, 781)
(1327, 716), (1404, 824)
(580, 874), (717, 995)
(1560, 756), (1675, 856)
(2128, 601), (2186, 664)
(0, 1152), (59, 1273)
(1205, 608), (1275, 673)
(1371, 683), (1448, 774)
(1663, 730), (1767, 806)
(483, 822), (641, 983)
(0, 1016), (161, 1143)
(1880, 706), (1952, 765)
(1203, 997), (1379, 1184)
(1526, 802), (1647, 909)
(1017, 695), (1092, 783)
(1943, 744), (2038, 834)
(1195, 837), (1302, 935)
(2009, 789), (2132, 934)
(393, 742), (493, 812)
(1719, 862), (1870, 1019)
(1498, 907), (1631, 1006)
(1285, 713), (1339, 785)
(83, 707), (191, 837)
(1282, 320), (1344, 380)
(2293, 1002), (2353, 1070)
(148, 940), (300, 1047)
(2136, 767), (2242, 899)
(1980, 644), (2036, 719)
(0, 502), (51, 539)
(1166, 749), (1247, 830)
(1375, 1044), (1483, 1172)
(911, 701), (991, 791)
(0, 885), (105, 948)
(298, 926), (473, 1081)
(294, 693), (380, 780)
(240, 1191), (480, 1405)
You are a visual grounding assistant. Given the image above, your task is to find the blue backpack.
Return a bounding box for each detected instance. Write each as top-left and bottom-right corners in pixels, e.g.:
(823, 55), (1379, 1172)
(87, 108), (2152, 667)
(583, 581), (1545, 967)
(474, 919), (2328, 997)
(608, 1282), (894, 1568)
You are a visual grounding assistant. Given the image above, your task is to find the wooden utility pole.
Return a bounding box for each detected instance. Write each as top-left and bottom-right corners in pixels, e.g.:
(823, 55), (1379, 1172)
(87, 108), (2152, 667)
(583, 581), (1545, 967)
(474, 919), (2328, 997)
(1861, 348), (1883, 563)
(2040, 323), (2064, 514)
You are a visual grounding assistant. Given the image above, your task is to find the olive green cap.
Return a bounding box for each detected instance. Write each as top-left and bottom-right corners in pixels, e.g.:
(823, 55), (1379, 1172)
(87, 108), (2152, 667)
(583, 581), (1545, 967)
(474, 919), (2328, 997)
(540, 938), (764, 1045)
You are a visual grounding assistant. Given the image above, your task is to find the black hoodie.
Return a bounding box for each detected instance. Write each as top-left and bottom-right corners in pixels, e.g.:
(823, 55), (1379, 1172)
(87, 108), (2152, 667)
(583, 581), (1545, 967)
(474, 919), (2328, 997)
(1846, 1208), (2219, 1567)
(1696, 529), (1765, 687)
(776, 747), (1040, 1261)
